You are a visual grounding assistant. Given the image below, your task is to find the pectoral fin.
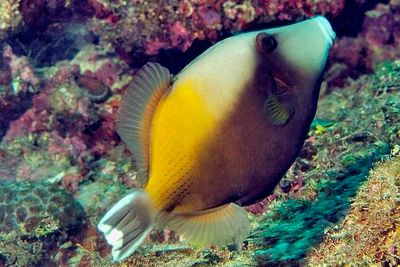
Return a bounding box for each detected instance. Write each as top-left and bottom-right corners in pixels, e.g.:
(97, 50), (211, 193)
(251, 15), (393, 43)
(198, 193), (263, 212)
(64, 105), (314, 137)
(263, 93), (295, 126)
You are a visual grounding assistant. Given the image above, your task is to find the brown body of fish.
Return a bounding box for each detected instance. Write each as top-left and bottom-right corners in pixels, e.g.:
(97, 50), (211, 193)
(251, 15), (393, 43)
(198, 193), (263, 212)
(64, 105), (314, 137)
(170, 58), (313, 213)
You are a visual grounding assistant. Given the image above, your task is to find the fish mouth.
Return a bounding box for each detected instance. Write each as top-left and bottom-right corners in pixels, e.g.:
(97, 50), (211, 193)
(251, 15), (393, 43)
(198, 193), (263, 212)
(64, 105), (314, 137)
(314, 16), (336, 46)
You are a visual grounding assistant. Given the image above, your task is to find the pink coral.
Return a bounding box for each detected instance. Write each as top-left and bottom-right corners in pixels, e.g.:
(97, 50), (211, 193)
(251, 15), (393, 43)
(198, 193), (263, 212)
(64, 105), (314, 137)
(64, 135), (87, 158)
(87, 0), (113, 19)
(15, 161), (32, 180)
(89, 0), (345, 56)
(89, 100), (119, 157)
(362, 3), (400, 68)
(197, 5), (222, 30)
(47, 131), (69, 156)
(32, 92), (50, 110)
(3, 45), (39, 87)
(325, 1), (400, 87)
(2, 46), (126, 177)
(169, 21), (192, 52)
(245, 194), (277, 215)
(19, 0), (96, 30)
(0, 61), (12, 87)
(46, 64), (79, 89)
(246, 200), (267, 215)
(3, 108), (51, 141)
(325, 37), (366, 88)
(143, 38), (169, 56)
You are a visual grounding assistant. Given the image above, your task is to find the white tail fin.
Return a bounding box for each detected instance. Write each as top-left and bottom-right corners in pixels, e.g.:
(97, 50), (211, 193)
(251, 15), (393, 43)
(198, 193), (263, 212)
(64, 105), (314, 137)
(97, 191), (154, 261)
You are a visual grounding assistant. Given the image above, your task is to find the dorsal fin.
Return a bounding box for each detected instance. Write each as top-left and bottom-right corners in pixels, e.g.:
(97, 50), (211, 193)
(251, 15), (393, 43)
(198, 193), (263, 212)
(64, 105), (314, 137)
(117, 62), (171, 186)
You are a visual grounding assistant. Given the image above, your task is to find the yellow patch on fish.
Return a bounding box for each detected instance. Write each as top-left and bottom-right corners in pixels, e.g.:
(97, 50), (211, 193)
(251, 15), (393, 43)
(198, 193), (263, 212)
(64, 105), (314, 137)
(146, 79), (217, 209)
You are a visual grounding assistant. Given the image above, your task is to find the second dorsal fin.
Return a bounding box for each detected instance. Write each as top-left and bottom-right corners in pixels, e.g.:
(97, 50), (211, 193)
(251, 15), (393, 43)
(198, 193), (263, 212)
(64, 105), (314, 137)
(117, 62), (171, 186)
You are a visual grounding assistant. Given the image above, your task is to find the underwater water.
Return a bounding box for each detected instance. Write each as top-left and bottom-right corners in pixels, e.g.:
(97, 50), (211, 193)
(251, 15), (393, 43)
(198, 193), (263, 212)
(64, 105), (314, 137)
(0, 1), (399, 266)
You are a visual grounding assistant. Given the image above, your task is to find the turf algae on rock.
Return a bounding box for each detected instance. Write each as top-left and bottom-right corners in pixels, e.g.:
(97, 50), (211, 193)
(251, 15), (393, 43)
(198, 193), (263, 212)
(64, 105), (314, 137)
(250, 142), (390, 264)
(308, 155), (400, 265)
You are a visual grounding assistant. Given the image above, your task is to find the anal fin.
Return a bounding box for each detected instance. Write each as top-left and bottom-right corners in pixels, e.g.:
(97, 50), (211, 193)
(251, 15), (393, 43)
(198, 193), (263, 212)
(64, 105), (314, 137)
(163, 204), (250, 247)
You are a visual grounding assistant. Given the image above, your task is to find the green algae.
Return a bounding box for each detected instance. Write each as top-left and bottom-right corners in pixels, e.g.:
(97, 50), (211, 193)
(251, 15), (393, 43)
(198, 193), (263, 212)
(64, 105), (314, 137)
(308, 155), (400, 265)
(250, 142), (390, 264)
(372, 59), (400, 93)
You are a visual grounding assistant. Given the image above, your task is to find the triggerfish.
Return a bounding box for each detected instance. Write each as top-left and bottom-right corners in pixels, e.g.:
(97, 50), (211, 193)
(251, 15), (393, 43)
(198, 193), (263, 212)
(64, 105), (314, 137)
(98, 16), (336, 261)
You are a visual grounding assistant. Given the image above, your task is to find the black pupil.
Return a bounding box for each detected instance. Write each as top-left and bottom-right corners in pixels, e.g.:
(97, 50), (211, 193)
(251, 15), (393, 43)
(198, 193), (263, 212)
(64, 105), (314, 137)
(263, 34), (277, 52)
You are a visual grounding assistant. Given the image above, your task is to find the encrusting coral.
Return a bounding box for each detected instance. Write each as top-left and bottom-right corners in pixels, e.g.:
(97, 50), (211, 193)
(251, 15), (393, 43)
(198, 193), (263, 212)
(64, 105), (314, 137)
(89, 0), (345, 58)
(0, 182), (83, 233)
(0, 182), (84, 266)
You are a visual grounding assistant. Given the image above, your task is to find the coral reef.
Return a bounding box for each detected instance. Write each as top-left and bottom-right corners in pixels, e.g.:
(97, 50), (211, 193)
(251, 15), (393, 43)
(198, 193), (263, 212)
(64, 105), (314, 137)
(363, 2), (400, 65)
(1, 0), (396, 75)
(0, 45), (40, 140)
(326, 1), (400, 87)
(89, 0), (344, 58)
(1, 0), (346, 59)
(0, 181), (84, 266)
(0, 0), (22, 40)
(0, 0), (399, 266)
(307, 155), (400, 266)
(0, 44), (132, 185)
(0, 44), (139, 266)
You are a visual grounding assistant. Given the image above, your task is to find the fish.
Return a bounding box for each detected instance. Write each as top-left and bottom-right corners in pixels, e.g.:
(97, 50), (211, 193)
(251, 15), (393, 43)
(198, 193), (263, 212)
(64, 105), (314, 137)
(97, 16), (336, 262)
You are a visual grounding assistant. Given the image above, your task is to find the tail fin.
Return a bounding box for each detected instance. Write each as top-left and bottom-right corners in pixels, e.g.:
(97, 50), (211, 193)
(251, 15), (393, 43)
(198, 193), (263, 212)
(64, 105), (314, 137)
(97, 191), (154, 262)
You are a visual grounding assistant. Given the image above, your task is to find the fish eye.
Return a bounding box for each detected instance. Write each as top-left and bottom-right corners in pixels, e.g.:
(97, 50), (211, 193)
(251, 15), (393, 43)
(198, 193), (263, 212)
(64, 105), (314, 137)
(256, 33), (277, 54)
